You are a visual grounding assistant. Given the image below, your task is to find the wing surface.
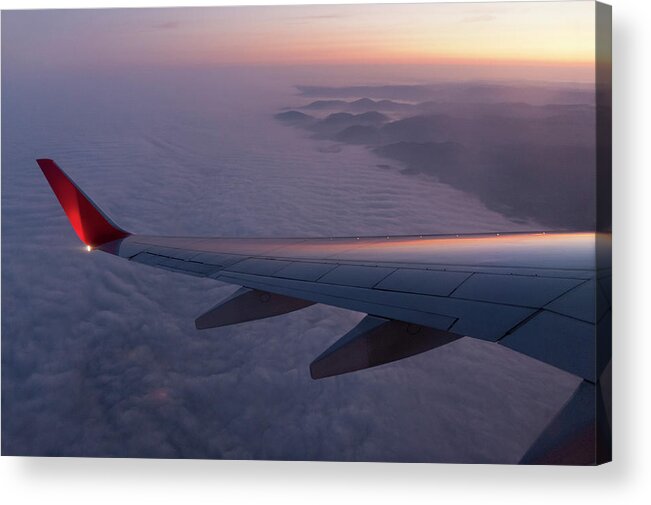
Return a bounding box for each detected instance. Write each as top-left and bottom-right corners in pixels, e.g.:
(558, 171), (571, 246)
(114, 228), (609, 383)
(37, 159), (610, 385)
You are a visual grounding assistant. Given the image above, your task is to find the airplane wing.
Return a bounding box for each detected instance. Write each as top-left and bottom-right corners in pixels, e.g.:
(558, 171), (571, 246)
(37, 158), (611, 464)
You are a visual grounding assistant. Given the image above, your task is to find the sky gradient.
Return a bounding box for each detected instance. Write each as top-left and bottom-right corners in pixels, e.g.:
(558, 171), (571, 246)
(2, 2), (596, 81)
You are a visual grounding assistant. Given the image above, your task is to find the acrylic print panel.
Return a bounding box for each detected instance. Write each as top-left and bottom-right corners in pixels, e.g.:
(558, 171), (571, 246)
(1, 1), (611, 464)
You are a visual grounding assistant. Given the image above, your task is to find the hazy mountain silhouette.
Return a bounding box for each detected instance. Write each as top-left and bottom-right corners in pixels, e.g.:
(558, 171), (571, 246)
(302, 99), (348, 110)
(296, 82), (595, 106)
(335, 125), (382, 145)
(274, 110), (314, 123)
(375, 142), (595, 229)
(301, 98), (413, 113)
(278, 81), (598, 230)
(308, 111), (390, 136)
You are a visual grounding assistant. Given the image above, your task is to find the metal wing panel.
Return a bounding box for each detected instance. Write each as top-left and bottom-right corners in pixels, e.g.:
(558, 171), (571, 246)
(273, 261), (338, 281)
(375, 269), (471, 297)
(224, 258), (293, 276)
(129, 251), (221, 277)
(215, 271), (459, 332)
(187, 251), (242, 268)
(316, 265), (396, 288)
(544, 279), (608, 324)
(213, 270), (536, 341)
(500, 311), (596, 381)
(450, 273), (585, 307)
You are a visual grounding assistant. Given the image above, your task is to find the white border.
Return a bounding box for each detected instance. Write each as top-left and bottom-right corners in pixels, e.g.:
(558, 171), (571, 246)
(1, 1), (650, 504)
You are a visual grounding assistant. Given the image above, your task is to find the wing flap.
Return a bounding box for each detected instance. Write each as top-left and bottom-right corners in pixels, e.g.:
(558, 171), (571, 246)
(310, 315), (461, 379)
(500, 311), (596, 381)
(450, 273), (585, 307)
(195, 287), (314, 329)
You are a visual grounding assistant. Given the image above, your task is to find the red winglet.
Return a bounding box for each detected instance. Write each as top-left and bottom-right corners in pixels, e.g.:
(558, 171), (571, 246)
(37, 159), (130, 247)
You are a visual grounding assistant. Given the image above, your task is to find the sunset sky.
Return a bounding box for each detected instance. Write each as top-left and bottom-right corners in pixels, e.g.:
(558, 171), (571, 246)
(3, 1), (596, 81)
(2, 1), (604, 464)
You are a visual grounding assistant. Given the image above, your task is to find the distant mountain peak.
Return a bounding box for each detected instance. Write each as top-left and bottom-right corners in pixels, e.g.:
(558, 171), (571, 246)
(274, 110), (313, 122)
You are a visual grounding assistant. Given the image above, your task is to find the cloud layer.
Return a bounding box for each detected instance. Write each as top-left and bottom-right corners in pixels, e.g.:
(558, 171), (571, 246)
(280, 84), (597, 230)
(2, 66), (580, 461)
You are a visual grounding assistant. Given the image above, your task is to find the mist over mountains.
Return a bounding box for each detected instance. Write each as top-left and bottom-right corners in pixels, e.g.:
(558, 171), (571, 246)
(278, 82), (598, 230)
(296, 82), (595, 106)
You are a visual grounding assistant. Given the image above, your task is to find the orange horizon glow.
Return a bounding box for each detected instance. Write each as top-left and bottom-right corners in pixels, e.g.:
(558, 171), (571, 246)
(3, 2), (597, 82)
(147, 2), (595, 75)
